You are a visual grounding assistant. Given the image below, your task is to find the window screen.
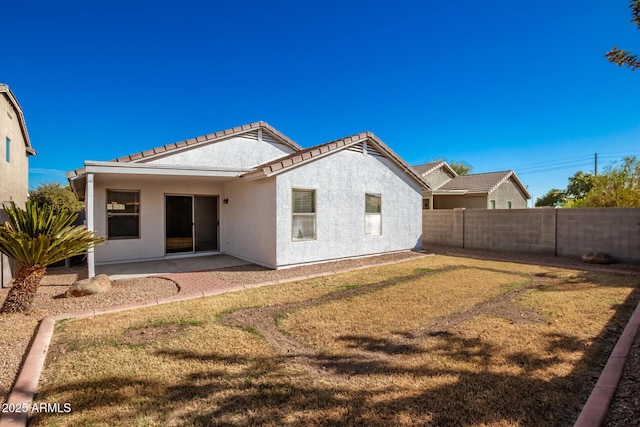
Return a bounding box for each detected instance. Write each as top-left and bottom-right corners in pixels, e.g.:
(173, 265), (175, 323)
(107, 190), (140, 239)
(365, 193), (381, 236)
(292, 189), (316, 240)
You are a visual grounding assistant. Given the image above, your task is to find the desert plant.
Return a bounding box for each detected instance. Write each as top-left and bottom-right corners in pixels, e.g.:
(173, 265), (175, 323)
(0, 201), (104, 313)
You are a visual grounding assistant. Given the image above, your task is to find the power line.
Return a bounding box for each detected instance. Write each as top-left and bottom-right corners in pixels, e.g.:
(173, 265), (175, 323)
(511, 152), (640, 176)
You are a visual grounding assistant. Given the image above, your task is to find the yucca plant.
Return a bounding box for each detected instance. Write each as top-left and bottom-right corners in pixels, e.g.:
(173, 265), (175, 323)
(0, 201), (104, 313)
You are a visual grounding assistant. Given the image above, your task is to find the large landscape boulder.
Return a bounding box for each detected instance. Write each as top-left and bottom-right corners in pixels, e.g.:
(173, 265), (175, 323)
(66, 274), (112, 297)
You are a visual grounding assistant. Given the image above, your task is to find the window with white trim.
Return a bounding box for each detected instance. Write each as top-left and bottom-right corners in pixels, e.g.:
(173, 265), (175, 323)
(365, 193), (381, 236)
(292, 189), (316, 241)
(107, 190), (140, 239)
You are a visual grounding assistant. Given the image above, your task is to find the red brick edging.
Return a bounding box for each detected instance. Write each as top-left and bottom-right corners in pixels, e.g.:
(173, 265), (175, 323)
(573, 301), (640, 427)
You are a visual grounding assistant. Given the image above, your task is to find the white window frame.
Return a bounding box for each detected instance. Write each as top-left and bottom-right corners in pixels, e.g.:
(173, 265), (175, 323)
(292, 189), (316, 241)
(107, 189), (141, 240)
(365, 193), (382, 236)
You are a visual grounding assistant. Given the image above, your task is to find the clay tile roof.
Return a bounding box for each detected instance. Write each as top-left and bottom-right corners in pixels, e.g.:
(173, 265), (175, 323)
(246, 131), (430, 189)
(0, 83), (36, 155)
(95, 121), (302, 165)
(412, 161), (447, 176)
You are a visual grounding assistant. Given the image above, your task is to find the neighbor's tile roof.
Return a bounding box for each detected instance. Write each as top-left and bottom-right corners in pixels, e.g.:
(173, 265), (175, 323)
(412, 161), (446, 176)
(66, 121), (301, 178)
(0, 84), (36, 155)
(438, 170), (530, 198)
(244, 131), (430, 189)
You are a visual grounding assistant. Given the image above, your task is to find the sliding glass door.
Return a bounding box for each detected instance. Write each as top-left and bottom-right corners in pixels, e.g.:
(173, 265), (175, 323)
(165, 195), (218, 254)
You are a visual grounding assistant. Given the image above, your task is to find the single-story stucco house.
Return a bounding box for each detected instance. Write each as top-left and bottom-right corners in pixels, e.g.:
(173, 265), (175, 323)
(67, 122), (429, 276)
(413, 160), (530, 209)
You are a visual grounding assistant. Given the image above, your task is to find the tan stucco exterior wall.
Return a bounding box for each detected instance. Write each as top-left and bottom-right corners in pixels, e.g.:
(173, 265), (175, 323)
(433, 194), (486, 209)
(489, 178), (529, 209)
(424, 167), (454, 189)
(0, 93), (30, 206)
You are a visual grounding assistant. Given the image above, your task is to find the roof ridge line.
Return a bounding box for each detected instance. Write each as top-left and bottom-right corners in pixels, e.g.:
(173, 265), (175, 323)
(108, 121), (301, 164)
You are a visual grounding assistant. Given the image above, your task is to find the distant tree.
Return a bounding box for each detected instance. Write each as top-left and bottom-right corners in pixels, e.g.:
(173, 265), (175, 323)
(566, 171), (594, 199)
(605, 0), (640, 71)
(448, 161), (473, 175)
(575, 156), (640, 207)
(535, 189), (566, 207)
(29, 182), (83, 213)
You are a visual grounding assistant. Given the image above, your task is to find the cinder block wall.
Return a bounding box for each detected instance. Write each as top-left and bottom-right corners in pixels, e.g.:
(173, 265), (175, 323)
(422, 209), (458, 246)
(423, 208), (640, 263)
(556, 208), (640, 262)
(463, 209), (556, 255)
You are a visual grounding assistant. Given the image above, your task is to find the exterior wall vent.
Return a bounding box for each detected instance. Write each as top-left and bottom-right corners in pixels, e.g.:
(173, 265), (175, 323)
(244, 129), (259, 140)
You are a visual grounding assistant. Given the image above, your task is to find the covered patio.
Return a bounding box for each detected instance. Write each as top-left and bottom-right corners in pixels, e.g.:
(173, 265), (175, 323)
(95, 253), (252, 280)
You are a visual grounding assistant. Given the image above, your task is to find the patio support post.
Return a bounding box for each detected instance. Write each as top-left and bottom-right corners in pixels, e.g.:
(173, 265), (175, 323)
(86, 172), (95, 278)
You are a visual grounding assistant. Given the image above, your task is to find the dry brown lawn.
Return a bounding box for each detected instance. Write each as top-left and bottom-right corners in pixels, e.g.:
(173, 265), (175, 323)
(31, 256), (639, 426)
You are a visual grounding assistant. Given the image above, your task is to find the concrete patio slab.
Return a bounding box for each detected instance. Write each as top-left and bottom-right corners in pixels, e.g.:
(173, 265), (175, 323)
(95, 254), (251, 280)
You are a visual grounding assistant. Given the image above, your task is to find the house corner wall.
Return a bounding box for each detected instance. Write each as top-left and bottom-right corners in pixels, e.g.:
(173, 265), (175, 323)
(222, 177), (277, 268)
(274, 150), (422, 268)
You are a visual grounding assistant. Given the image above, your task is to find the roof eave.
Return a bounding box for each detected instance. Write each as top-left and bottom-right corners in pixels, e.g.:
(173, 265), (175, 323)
(0, 84), (36, 155)
(366, 135), (431, 190)
(119, 121), (302, 165)
(486, 171), (531, 199)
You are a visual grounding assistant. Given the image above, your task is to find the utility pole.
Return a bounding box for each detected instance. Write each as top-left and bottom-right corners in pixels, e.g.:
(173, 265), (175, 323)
(594, 153), (598, 176)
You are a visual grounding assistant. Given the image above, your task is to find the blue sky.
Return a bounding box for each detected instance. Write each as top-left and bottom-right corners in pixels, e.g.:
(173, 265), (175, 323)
(4, 0), (639, 205)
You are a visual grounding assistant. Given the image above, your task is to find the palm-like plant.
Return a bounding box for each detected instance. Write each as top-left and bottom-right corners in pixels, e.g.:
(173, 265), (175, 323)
(0, 201), (104, 313)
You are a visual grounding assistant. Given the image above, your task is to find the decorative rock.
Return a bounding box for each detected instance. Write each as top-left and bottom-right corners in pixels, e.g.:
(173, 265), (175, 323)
(66, 274), (112, 297)
(582, 252), (614, 265)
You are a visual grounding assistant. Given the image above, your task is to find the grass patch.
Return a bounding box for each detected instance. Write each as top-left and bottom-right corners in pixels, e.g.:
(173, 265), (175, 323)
(32, 256), (639, 426)
(241, 326), (264, 338)
(274, 311), (289, 326)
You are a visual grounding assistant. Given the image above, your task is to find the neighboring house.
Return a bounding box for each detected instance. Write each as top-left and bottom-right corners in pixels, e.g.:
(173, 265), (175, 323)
(0, 83), (37, 286)
(67, 122), (428, 276)
(0, 84), (36, 206)
(413, 160), (530, 209)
